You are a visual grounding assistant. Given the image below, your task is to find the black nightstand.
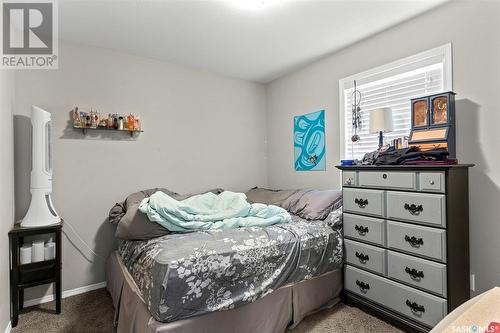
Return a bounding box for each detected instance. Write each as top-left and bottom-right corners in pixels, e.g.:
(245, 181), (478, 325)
(9, 222), (62, 328)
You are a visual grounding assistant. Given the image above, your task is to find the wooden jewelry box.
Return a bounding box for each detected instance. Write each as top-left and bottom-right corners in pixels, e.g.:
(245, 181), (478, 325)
(409, 91), (456, 158)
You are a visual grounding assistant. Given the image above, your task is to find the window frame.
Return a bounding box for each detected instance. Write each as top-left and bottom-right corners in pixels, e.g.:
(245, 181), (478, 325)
(338, 43), (453, 160)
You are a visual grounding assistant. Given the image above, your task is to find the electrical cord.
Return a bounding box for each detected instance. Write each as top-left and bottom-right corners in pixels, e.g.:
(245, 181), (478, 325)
(62, 220), (105, 262)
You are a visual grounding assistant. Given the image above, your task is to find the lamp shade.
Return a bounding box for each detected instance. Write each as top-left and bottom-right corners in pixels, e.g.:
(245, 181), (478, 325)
(369, 107), (394, 133)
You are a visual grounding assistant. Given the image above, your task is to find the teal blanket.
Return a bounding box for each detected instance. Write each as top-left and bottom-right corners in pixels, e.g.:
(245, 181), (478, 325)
(139, 191), (292, 232)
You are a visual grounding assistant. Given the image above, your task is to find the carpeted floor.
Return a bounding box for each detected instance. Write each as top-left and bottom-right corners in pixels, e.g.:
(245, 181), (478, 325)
(11, 288), (404, 333)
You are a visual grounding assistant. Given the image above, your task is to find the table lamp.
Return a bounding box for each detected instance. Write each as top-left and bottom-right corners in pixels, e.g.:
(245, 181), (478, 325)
(369, 107), (394, 149)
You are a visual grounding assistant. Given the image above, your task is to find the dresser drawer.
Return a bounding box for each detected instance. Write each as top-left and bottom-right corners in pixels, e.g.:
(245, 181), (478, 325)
(344, 213), (386, 246)
(343, 188), (384, 217)
(419, 172), (445, 193)
(358, 171), (416, 190)
(387, 221), (447, 262)
(343, 171), (357, 186)
(387, 250), (447, 297)
(345, 265), (447, 327)
(345, 239), (386, 275)
(386, 191), (446, 227)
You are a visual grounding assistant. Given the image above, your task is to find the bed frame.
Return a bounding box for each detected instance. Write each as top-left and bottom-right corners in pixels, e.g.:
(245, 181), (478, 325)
(106, 251), (342, 333)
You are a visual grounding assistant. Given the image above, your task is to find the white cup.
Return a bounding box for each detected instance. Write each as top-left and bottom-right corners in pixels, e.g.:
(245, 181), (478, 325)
(20, 245), (32, 265)
(32, 240), (45, 262)
(44, 242), (56, 260)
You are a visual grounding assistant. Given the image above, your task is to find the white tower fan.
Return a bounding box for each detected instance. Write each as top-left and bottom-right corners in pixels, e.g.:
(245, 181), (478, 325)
(21, 106), (61, 227)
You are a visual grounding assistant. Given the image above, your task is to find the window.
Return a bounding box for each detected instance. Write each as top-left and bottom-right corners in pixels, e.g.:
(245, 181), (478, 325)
(339, 44), (453, 160)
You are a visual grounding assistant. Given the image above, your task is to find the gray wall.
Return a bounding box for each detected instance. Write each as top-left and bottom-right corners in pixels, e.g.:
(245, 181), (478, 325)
(266, 0), (500, 295)
(0, 71), (15, 330)
(13, 42), (268, 300)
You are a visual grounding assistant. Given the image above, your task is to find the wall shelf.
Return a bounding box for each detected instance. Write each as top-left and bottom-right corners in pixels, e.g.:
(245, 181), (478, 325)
(73, 126), (143, 137)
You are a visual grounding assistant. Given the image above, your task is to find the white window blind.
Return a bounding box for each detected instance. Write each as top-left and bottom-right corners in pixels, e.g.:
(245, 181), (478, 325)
(339, 44), (452, 160)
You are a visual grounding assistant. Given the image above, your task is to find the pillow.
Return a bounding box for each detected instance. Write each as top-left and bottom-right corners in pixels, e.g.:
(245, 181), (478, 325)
(245, 187), (298, 206)
(115, 202), (171, 240)
(109, 188), (178, 225)
(109, 188), (178, 240)
(281, 189), (342, 220)
(110, 187), (224, 240)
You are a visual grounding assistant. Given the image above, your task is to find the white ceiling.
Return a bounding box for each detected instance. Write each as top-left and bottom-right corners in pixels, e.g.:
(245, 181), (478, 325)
(59, 0), (448, 83)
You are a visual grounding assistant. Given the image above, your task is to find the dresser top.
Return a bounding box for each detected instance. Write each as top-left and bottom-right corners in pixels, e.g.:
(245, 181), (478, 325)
(336, 164), (474, 171)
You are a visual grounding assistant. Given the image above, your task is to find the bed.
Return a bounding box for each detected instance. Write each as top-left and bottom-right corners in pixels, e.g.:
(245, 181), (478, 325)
(106, 188), (344, 333)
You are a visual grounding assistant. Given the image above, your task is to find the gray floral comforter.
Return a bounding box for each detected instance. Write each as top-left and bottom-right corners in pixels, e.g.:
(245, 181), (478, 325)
(118, 209), (343, 323)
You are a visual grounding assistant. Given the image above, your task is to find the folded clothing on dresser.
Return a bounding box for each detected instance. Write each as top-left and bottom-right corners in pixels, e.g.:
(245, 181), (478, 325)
(361, 146), (457, 165)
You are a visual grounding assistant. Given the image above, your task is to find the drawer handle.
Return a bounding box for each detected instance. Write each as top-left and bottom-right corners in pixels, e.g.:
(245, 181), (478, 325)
(354, 225), (369, 235)
(404, 235), (424, 247)
(346, 178), (352, 185)
(356, 280), (370, 291)
(354, 198), (368, 208)
(404, 203), (423, 215)
(406, 300), (425, 313)
(355, 252), (369, 262)
(405, 267), (424, 279)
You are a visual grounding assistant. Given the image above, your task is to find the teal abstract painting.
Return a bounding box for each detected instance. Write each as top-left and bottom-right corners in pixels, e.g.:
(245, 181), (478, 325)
(294, 110), (326, 171)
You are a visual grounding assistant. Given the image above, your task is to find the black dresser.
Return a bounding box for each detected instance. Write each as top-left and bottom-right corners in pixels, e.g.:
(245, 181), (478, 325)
(336, 165), (473, 332)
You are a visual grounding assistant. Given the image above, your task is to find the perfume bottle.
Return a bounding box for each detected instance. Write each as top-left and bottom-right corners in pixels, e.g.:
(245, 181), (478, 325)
(135, 117), (141, 131)
(90, 110), (98, 129)
(73, 107), (80, 128)
(118, 116), (124, 130)
(107, 114), (113, 128)
(127, 114), (135, 130)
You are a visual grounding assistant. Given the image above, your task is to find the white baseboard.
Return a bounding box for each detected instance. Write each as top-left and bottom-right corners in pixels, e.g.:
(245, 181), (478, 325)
(23, 281), (107, 308)
(4, 321), (11, 333)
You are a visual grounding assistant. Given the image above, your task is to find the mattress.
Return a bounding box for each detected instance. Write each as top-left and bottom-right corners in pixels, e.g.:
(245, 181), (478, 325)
(117, 211), (343, 323)
(107, 251), (342, 333)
